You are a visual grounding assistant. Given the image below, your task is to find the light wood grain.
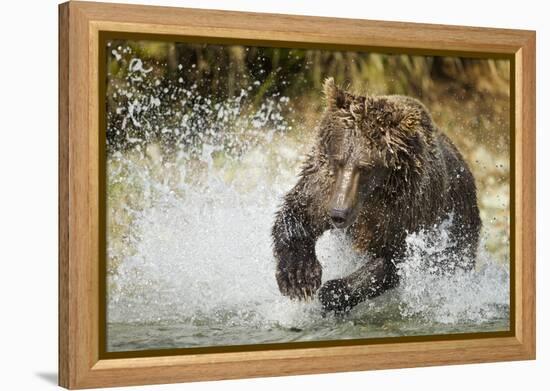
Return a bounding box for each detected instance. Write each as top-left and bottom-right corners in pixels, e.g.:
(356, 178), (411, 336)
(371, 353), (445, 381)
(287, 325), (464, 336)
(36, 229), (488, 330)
(515, 37), (536, 353)
(58, 3), (70, 387)
(59, 1), (536, 389)
(73, 1), (530, 53)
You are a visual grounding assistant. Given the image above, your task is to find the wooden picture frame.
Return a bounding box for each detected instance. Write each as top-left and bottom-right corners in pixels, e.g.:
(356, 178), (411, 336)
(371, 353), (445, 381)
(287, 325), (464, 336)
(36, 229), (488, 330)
(59, 1), (536, 389)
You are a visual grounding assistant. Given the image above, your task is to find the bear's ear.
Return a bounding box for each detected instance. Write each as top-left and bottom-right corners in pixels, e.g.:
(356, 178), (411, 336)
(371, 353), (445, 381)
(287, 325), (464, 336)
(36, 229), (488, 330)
(400, 107), (423, 133)
(323, 77), (346, 110)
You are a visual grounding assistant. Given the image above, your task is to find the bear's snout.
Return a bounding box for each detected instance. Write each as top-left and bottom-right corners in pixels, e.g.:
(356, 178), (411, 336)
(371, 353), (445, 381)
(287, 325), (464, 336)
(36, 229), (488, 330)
(329, 207), (352, 228)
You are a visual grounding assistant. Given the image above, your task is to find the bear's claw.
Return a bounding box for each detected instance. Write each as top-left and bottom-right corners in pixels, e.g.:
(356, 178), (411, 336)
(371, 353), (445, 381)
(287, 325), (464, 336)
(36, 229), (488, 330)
(318, 278), (359, 314)
(276, 257), (322, 300)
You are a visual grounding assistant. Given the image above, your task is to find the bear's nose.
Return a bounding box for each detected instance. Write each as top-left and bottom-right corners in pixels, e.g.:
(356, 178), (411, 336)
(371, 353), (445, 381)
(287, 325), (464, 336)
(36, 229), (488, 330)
(330, 208), (349, 228)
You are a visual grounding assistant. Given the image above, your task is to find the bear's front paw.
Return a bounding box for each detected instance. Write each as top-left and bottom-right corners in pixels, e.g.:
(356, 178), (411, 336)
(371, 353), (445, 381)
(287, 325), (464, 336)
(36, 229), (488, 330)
(318, 279), (359, 314)
(276, 257), (322, 300)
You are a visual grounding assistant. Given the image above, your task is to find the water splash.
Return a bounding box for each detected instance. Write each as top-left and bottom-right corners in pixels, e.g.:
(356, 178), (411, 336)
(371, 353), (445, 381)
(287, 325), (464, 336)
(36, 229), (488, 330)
(106, 133), (510, 350)
(108, 161), (509, 322)
(394, 229), (509, 325)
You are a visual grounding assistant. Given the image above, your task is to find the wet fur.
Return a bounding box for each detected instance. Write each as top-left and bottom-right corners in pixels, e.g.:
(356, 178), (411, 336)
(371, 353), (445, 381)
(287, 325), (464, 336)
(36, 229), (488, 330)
(272, 78), (481, 313)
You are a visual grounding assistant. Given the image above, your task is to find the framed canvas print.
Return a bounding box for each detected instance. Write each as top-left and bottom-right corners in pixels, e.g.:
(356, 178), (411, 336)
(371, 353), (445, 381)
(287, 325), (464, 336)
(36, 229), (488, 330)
(58, 1), (536, 389)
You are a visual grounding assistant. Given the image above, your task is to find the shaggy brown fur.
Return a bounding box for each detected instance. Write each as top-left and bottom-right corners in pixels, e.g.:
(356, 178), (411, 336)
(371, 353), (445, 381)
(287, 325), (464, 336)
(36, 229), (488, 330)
(272, 78), (481, 313)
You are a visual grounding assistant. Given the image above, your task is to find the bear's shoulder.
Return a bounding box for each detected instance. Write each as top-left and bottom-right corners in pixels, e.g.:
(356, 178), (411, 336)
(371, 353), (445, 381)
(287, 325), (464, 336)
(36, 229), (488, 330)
(377, 95), (428, 114)
(374, 95), (436, 131)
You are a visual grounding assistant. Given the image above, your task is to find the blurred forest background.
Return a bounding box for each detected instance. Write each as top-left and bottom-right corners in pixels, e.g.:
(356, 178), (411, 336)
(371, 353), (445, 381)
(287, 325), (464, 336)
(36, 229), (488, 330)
(106, 40), (510, 154)
(105, 40), (510, 273)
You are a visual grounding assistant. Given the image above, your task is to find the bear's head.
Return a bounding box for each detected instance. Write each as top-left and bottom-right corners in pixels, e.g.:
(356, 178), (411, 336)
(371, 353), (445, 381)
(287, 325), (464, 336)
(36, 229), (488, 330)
(319, 77), (434, 229)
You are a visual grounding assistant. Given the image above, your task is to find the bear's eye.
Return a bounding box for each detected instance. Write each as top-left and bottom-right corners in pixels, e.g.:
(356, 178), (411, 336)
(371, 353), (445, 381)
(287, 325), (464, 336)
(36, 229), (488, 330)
(331, 157), (345, 168)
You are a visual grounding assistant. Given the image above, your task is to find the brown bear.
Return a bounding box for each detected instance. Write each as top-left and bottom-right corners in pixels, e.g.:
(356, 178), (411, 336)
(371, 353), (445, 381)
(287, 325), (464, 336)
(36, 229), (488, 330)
(272, 78), (481, 313)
